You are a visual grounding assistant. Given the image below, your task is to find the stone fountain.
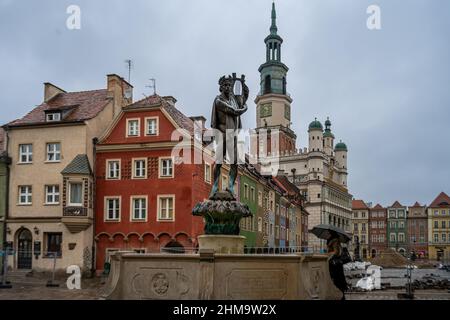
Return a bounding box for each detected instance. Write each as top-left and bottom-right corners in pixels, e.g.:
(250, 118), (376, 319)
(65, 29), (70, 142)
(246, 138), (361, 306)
(102, 74), (341, 300)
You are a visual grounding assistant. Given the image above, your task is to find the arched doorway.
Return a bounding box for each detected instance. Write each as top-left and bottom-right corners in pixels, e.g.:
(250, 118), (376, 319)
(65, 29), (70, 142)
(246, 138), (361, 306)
(17, 229), (32, 269)
(163, 241), (185, 254)
(371, 249), (377, 258)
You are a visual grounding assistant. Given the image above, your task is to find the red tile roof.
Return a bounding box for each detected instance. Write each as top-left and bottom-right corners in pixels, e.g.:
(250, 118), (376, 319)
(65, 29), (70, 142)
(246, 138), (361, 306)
(124, 94), (194, 132)
(372, 203), (385, 210)
(352, 199), (369, 210)
(390, 200), (404, 208)
(7, 89), (110, 127)
(429, 192), (450, 208)
(274, 175), (299, 195)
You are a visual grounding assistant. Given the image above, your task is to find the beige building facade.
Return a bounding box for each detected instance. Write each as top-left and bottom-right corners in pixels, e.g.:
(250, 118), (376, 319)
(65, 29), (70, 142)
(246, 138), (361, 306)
(4, 74), (132, 272)
(352, 200), (370, 259)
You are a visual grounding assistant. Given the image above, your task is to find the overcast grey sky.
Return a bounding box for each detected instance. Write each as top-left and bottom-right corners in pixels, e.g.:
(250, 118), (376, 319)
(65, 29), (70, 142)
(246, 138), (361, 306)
(1, 0), (449, 207)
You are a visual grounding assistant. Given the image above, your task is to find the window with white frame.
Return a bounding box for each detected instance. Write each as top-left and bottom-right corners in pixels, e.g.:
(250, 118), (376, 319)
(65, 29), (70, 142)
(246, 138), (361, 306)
(159, 158), (173, 178)
(158, 196), (174, 221)
(434, 233), (439, 243)
(250, 187), (255, 201)
(275, 226), (279, 239)
(46, 112), (61, 122)
(442, 233), (447, 243)
(258, 217), (263, 232)
(107, 160), (120, 179)
(131, 197), (147, 220)
(146, 117), (158, 135)
(69, 182), (83, 206)
(133, 159), (147, 179)
(45, 185), (60, 204)
(204, 164), (211, 184)
(390, 233), (396, 242)
(105, 197), (120, 221)
(46, 143), (61, 162)
(19, 144), (33, 163)
(127, 119), (140, 137)
(18, 185), (32, 204)
(244, 184), (248, 199)
(258, 192), (262, 207)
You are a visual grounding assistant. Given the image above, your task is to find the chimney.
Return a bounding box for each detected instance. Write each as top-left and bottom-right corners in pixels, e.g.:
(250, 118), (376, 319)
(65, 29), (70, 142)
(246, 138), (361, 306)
(163, 96), (177, 105)
(189, 116), (206, 131)
(44, 83), (66, 102)
(107, 74), (133, 116)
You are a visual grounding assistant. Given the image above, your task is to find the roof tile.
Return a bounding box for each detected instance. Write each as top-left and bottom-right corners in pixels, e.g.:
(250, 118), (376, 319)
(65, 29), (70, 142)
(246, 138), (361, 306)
(352, 199), (369, 210)
(61, 154), (92, 175)
(7, 89), (110, 127)
(429, 192), (450, 208)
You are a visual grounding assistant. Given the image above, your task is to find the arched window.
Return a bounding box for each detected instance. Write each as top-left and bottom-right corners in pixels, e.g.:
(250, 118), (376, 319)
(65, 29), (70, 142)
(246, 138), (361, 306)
(163, 241), (185, 254)
(264, 75), (271, 94)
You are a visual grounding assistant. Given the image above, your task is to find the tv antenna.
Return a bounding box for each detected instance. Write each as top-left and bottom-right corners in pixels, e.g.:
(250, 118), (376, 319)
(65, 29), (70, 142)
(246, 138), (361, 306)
(146, 78), (157, 95)
(124, 59), (133, 83)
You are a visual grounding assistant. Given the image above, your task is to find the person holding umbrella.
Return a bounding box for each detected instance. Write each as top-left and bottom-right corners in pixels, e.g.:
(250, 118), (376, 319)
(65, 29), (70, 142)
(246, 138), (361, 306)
(327, 236), (352, 300)
(310, 225), (352, 300)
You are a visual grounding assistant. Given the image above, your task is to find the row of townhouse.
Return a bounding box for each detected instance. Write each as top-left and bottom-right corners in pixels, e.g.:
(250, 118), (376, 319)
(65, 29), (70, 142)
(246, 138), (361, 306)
(352, 192), (450, 261)
(0, 74), (308, 273)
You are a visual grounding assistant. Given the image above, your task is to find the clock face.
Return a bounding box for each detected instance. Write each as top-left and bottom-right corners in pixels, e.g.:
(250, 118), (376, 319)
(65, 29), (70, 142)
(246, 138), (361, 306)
(260, 103), (272, 118)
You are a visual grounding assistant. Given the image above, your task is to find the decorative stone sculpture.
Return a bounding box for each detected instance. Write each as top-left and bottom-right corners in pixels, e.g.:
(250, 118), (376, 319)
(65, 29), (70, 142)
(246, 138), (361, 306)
(193, 74), (251, 239)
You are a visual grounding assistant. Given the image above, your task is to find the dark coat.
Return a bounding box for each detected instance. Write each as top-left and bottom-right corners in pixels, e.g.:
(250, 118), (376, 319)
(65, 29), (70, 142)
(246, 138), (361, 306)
(329, 251), (352, 293)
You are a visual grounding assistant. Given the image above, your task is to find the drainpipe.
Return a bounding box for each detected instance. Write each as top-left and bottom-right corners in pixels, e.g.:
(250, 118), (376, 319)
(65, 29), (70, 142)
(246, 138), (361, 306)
(91, 137), (98, 276)
(3, 128), (11, 269)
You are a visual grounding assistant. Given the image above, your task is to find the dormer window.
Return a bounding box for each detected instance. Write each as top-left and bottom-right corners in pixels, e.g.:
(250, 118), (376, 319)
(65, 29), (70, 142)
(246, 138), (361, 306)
(46, 112), (61, 122)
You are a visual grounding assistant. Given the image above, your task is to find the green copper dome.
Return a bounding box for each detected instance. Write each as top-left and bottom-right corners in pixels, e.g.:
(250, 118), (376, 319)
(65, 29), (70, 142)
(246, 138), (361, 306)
(335, 141), (348, 152)
(323, 130), (335, 138)
(325, 118), (331, 126)
(308, 119), (323, 131)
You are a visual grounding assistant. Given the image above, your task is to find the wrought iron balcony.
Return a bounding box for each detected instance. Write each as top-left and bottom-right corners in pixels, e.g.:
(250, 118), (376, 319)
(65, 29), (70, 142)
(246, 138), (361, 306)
(63, 206), (88, 217)
(62, 206), (92, 233)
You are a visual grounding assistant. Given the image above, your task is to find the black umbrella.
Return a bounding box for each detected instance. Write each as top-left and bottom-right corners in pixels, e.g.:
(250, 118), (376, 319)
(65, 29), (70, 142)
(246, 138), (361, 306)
(309, 224), (351, 244)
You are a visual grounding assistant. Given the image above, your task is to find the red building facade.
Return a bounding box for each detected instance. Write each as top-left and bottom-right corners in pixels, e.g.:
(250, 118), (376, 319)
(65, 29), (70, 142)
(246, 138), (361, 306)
(369, 204), (387, 257)
(94, 95), (211, 270)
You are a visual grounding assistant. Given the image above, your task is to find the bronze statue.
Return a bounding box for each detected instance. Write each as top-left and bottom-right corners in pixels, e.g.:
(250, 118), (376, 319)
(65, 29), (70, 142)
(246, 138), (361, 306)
(210, 74), (249, 197)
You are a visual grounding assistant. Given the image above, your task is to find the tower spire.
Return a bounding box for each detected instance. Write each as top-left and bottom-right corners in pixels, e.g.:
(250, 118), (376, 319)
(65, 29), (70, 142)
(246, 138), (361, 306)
(270, 2), (278, 35)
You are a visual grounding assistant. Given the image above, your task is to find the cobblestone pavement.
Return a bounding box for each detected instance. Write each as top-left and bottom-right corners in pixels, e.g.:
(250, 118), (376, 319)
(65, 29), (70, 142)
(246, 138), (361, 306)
(0, 278), (103, 300)
(1, 282), (449, 300)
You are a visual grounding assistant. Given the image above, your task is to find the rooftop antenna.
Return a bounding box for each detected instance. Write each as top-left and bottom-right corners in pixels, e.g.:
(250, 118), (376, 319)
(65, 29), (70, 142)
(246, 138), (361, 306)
(146, 78), (157, 95)
(124, 59), (133, 83)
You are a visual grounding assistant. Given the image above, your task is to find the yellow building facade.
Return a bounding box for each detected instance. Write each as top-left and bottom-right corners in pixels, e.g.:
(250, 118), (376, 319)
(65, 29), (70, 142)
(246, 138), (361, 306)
(427, 192), (450, 261)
